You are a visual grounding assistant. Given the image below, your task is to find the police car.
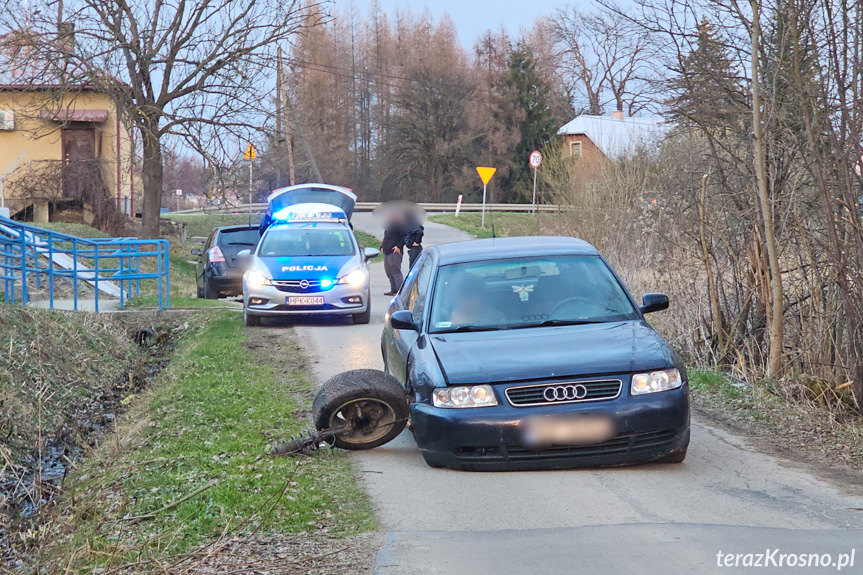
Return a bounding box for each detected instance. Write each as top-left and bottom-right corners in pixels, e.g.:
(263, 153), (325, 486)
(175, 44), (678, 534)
(240, 184), (379, 326)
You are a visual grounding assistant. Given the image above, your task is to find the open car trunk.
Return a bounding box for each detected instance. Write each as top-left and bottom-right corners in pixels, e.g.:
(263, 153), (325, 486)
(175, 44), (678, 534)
(267, 184), (357, 221)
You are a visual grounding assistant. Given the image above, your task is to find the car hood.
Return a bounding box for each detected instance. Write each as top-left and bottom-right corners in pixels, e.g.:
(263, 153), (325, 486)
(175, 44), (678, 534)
(429, 321), (676, 385)
(254, 255), (357, 280)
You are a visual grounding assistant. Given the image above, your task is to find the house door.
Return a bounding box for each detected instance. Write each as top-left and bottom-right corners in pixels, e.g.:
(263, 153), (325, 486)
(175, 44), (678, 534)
(61, 128), (98, 198)
(62, 128), (96, 163)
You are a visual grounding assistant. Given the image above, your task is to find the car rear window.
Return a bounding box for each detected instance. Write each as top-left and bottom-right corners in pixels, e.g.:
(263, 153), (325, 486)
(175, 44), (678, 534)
(217, 228), (260, 249)
(429, 255), (638, 333)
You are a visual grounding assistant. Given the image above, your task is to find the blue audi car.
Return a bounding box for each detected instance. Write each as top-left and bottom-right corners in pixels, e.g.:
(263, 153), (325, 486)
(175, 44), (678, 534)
(381, 236), (690, 471)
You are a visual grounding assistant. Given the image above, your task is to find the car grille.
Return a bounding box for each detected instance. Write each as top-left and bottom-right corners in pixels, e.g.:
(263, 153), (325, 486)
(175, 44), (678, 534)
(454, 429), (677, 464)
(271, 279), (327, 293)
(505, 379), (622, 407)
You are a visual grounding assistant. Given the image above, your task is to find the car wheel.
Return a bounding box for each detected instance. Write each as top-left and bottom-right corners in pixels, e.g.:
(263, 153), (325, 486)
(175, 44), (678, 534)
(312, 369), (408, 450)
(243, 307), (261, 327)
(205, 284), (220, 299)
(657, 449), (687, 463)
(196, 282), (205, 299)
(353, 302), (371, 325)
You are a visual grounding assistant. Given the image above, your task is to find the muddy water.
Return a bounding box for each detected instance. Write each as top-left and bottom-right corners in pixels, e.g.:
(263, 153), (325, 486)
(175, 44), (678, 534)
(1, 327), (178, 567)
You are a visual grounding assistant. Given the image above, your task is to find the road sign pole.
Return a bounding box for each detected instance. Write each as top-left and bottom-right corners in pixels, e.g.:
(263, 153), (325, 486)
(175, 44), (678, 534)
(481, 184), (487, 227)
(532, 167), (538, 214)
(249, 159), (253, 218)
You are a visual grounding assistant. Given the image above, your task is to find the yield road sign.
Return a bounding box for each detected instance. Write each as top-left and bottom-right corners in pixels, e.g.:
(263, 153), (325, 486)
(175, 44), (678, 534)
(529, 151), (543, 169)
(476, 167), (496, 185)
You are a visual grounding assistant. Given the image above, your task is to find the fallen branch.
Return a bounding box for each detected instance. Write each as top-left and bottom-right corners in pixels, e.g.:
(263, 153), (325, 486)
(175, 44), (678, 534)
(121, 479), (219, 523)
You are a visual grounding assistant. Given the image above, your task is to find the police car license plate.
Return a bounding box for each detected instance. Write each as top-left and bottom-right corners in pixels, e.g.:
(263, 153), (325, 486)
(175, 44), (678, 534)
(287, 296), (324, 306)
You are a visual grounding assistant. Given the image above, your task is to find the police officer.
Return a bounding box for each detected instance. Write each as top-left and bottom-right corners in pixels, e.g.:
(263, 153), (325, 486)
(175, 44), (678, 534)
(405, 220), (424, 270)
(382, 211), (406, 296)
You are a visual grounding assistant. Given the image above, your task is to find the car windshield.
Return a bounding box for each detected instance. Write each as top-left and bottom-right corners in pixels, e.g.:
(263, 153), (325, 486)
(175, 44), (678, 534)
(428, 255), (639, 333)
(258, 228), (355, 257)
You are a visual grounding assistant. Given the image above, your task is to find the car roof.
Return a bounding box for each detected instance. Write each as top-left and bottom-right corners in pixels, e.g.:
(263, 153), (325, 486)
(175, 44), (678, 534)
(431, 236), (600, 265)
(216, 224), (259, 232)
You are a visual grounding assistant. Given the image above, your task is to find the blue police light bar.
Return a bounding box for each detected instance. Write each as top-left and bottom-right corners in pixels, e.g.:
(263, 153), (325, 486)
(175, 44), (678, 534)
(271, 202), (348, 223)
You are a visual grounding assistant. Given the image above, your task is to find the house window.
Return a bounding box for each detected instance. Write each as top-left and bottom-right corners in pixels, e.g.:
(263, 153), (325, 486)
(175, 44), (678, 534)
(570, 141), (582, 159)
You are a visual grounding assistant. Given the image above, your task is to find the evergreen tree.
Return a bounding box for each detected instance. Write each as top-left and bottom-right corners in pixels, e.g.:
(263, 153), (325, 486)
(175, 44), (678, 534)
(668, 18), (745, 135)
(506, 42), (561, 197)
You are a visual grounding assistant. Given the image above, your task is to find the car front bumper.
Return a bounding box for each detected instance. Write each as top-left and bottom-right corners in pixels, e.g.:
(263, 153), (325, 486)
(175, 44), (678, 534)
(410, 383), (690, 471)
(244, 281), (369, 316)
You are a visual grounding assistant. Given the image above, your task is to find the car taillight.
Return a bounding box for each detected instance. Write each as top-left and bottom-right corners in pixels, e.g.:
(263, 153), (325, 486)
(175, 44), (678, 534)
(209, 246), (226, 263)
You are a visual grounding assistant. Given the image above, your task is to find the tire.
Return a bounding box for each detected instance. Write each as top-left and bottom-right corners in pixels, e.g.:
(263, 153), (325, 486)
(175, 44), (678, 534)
(244, 307), (261, 327)
(353, 299), (371, 324)
(657, 449), (687, 463)
(313, 369), (409, 450)
(196, 282), (205, 299)
(205, 283), (220, 300)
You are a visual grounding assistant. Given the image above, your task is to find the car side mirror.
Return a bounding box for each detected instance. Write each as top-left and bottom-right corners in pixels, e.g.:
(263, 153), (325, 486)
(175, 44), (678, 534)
(640, 293), (669, 314)
(190, 248), (202, 256)
(390, 309), (419, 331)
(364, 247), (380, 261)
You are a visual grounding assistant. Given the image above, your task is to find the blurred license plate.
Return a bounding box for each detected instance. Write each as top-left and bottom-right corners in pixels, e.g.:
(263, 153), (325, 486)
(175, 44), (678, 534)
(287, 296), (324, 306)
(519, 415), (615, 450)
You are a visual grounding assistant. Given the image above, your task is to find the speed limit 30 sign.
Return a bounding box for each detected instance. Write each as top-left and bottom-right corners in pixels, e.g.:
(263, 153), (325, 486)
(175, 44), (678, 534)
(529, 150), (543, 169)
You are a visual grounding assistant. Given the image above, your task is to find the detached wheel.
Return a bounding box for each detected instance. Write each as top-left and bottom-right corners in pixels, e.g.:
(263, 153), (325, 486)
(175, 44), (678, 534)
(244, 307), (261, 327)
(313, 369), (408, 450)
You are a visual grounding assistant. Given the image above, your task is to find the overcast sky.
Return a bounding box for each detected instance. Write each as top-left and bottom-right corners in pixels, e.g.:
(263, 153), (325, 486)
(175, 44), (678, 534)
(336, 0), (567, 47)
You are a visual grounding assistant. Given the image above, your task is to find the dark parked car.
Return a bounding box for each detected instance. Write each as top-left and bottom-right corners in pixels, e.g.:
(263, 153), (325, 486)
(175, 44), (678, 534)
(194, 225), (260, 299)
(380, 236), (690, 471)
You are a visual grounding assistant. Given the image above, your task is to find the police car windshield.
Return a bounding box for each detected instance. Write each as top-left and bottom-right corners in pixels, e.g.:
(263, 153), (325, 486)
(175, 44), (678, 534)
(258, 228), (355, 257)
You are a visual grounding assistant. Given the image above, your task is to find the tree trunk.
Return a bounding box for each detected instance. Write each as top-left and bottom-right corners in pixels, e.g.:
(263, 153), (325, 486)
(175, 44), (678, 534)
(750, 0), (784, 378)
(140, 126), (164, 239)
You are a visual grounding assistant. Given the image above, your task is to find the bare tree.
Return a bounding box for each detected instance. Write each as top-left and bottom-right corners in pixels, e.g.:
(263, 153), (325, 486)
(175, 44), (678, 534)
(550, 5), (656, 116)
(1, 0), (323, 237)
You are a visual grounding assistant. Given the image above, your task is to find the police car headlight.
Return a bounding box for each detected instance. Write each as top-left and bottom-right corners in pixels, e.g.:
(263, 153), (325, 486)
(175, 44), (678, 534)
(338, 268), (367, 288)
(245, 270), (271, 288)
(631, 368), (682, 395)
(432, 385), (498, 408)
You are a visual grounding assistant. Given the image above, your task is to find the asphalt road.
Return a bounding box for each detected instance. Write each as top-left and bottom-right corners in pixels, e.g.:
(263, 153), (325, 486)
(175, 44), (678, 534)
(290, 213), (863, 574)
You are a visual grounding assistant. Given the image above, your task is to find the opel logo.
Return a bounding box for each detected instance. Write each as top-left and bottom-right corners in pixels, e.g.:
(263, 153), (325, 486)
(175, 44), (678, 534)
(299, 279), (310, 289)
(543, 384), (589, 402)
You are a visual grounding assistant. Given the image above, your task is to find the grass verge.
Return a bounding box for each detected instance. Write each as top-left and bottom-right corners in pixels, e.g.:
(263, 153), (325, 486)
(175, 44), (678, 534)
(689, 368), (863, 473)
(42, 311), (374, 572)
(428, 212), (544, 239)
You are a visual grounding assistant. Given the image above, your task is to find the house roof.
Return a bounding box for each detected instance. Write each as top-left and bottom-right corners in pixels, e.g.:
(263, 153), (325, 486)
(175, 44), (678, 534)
(557, 115), (668, 159)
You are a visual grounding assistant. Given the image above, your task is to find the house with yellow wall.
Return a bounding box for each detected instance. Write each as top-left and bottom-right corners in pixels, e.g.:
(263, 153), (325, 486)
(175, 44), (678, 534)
(0, 85), (134, 224)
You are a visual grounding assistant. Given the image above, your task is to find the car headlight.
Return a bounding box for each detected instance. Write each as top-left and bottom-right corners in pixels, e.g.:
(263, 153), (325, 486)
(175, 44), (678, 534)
(338, 268), (368, 288)
(631, 368), (683, 395)
(432, 385), (498, 408)
(245, 270), (271, 288)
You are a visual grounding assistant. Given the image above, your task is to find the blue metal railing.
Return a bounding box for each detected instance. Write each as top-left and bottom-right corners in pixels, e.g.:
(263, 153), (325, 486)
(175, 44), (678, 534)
(0, 216), (170, 312)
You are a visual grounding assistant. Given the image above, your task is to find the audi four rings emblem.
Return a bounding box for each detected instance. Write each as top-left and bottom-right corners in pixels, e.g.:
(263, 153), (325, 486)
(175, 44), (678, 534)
(543, 384), (589, 402)
(299, 280), (310, 289)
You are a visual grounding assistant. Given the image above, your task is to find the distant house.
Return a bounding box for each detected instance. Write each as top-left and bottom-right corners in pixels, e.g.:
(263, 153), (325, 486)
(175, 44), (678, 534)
(0, 84), (134, 224)
(557, 112), (668, 163)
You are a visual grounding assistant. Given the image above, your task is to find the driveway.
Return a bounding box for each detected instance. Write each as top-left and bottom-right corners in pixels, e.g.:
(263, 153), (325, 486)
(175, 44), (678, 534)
(291, 213), (863, 574)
